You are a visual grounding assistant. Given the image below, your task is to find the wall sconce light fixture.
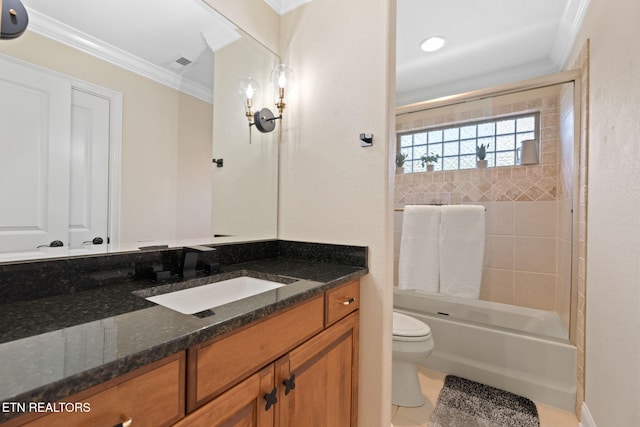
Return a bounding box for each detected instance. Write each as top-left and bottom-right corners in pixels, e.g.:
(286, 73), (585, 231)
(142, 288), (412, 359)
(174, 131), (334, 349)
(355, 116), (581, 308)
(240, 64), (295, 134)
(0, 0), (29, 39)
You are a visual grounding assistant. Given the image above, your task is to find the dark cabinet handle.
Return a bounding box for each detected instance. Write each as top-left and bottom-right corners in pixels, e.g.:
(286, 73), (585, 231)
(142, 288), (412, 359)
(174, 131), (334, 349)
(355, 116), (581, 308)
(37, 240), (64, 248)
(283, 373), (296, 395)
(264, 387), (277, 411)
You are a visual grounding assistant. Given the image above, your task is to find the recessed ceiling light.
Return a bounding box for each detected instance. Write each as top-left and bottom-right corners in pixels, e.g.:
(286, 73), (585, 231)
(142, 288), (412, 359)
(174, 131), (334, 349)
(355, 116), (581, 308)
(420, 36), (446, 52)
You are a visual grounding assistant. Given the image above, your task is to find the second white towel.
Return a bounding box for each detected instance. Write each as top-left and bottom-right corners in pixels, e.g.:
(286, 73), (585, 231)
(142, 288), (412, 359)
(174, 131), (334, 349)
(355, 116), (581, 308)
(439, 205), (486, 298)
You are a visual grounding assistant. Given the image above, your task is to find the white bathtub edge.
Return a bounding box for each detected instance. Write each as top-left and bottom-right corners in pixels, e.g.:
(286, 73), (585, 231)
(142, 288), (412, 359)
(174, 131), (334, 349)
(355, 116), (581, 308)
(397, 308), (577, 412)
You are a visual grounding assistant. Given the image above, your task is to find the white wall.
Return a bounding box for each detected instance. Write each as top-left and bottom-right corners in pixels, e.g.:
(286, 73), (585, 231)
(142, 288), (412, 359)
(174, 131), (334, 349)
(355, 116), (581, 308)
(566, 0), (640, 425)
(279, 1), (395, 425)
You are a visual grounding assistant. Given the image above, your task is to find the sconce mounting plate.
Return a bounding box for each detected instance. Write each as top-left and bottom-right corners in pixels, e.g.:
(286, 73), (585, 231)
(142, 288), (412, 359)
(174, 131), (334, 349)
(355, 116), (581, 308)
(254, 108), (277, 133)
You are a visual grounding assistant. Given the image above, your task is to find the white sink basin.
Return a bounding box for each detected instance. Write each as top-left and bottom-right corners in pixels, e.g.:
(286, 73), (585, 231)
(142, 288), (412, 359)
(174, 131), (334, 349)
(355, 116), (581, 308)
(146, 276), (285, 315)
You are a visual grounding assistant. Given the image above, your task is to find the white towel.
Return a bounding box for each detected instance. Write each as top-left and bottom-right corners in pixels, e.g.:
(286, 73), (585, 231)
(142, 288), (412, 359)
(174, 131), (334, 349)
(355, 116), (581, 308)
(439, 205), (485, 298)
(398, 205), (440, 292)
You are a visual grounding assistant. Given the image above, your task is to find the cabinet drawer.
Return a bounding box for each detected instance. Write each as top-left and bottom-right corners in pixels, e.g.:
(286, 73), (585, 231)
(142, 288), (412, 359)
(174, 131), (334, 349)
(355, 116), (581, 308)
(188, 295), (324, 410)
(325, 280), (360, 326)
(21, 352), (185, 427)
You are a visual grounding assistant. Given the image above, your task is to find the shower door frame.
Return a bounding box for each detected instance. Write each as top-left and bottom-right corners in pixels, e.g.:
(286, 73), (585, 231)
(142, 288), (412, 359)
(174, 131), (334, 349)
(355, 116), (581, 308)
(396, 70), (583, 345)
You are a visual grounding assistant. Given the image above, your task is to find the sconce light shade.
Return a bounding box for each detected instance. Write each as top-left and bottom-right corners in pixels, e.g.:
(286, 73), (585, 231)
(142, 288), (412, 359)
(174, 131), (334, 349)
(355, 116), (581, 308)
(238, 78), (260, 127)
(238, 78), (260, 107)
(271, 64), (295, 90)
(271, 64), (294, 116)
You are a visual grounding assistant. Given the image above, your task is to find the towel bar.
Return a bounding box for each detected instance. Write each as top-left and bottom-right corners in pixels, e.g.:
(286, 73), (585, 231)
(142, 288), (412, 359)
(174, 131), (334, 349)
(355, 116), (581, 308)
(394, 205), (486, 212)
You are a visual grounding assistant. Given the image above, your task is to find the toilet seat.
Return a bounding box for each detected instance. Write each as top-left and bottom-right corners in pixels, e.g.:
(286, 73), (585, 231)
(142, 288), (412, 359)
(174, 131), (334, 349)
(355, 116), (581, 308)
(393, 311), (431, 341)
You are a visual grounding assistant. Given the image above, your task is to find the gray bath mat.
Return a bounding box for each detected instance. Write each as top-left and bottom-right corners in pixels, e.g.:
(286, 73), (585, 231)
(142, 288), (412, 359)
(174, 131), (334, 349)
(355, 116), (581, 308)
(429, 375), (539, 427)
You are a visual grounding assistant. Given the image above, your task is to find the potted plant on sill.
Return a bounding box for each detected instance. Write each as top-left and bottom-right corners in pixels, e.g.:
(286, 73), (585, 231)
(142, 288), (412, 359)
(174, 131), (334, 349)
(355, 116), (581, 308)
(395, 153), (408, 174)
(476, 143), (489, 169)
(421, 153), (440, 172)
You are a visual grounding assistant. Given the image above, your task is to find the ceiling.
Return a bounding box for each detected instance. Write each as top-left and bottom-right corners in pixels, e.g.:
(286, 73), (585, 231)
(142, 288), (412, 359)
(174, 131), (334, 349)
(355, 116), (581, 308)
(20, 0), (311, 104)
(396, 0), (590, 106)
(21, 0), (589, 106)
(23, 0), (242, 103)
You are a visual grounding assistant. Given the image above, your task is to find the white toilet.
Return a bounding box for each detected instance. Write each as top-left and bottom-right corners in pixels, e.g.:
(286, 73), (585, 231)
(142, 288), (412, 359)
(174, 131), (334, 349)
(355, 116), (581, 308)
(392, 310), (434, 407)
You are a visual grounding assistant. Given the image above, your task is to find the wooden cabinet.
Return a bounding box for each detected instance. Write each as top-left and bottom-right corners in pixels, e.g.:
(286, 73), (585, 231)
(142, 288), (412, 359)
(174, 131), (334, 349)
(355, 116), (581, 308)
(187, 296), (325, 411)
(183, 279), (361, 427)
(179, 312), (359, 427)
(5, 279), (360, 427)
(16, 352), (185, 427)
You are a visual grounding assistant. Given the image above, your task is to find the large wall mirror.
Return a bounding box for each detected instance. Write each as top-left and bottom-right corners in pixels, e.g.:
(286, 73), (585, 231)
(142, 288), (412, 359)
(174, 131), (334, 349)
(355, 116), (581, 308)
(0, 0), (279, 262)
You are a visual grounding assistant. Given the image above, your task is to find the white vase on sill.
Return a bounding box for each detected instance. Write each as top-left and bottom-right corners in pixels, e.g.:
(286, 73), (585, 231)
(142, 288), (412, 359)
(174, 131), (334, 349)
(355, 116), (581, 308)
(477, 159), (488, 168)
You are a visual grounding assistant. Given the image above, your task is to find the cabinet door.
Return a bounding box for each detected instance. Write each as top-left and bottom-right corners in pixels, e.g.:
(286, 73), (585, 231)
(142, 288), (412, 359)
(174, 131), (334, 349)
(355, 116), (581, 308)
(176, 365), (275, 427)
(276, 312), (359, 427)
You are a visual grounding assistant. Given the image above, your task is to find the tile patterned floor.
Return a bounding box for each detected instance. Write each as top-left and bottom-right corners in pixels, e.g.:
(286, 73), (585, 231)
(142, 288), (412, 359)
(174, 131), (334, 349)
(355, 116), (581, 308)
(391, 367), (579, 427)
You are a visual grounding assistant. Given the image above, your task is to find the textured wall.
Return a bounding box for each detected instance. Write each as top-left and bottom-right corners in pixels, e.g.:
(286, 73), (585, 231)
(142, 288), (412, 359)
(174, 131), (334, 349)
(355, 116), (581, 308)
(279, 1), (395, 425)
(566, 0), (640, 424)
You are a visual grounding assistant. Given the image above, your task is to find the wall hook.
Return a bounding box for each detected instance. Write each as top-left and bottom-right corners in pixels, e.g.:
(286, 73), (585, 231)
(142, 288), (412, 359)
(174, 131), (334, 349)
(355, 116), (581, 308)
(359, 133), (373, 147)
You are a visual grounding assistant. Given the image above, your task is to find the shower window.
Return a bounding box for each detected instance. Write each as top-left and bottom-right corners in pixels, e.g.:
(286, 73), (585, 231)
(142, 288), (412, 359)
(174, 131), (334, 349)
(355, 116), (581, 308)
(397, 112), (539, 172)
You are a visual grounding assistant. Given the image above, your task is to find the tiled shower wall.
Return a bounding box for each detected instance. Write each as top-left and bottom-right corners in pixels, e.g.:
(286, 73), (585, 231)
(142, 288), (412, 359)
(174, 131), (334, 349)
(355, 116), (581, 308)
(394, 85), (574, 327)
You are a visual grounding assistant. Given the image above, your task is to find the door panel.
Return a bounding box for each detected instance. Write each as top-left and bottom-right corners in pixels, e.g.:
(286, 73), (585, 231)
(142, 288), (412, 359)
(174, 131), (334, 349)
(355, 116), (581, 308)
(0, 57), (71, 253)
(68, 89), (110, 249)
(176, 365), (275, 427)
(277, 313), (358, 427)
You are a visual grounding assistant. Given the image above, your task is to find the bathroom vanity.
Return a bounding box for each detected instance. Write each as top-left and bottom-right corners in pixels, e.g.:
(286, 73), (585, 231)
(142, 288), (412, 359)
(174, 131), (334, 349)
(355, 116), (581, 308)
(0, 241), (366, 427)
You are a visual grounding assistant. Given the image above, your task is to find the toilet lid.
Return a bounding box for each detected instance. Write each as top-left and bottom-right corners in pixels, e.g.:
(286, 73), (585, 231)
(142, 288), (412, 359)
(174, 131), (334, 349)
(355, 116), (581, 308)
(393, 311), (431, 337)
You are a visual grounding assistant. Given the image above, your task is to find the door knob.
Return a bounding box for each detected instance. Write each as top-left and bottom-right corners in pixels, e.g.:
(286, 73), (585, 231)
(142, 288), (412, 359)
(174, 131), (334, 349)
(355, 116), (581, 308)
(37, 240), (64, 248)
(83, 237), (104, 245)
(283, 373), (296, 395)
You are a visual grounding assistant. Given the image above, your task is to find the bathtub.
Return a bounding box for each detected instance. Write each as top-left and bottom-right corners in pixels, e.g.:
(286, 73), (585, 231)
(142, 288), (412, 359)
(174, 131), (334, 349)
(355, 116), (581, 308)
(394, 289), (577, 412)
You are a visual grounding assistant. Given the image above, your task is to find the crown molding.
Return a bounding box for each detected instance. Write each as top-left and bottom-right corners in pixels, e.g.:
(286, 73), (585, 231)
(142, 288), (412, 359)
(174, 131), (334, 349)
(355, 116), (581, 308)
(263, 0), (312, 15)
(550, 0), (591, 69)
(27, 9), (212, 104)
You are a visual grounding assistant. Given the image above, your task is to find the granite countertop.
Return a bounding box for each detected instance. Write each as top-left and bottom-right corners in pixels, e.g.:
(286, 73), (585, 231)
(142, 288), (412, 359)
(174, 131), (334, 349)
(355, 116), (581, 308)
(0, 256), (367, 423)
